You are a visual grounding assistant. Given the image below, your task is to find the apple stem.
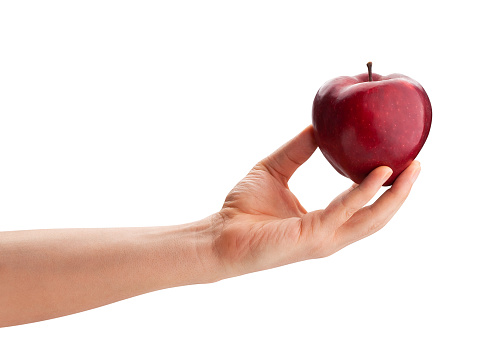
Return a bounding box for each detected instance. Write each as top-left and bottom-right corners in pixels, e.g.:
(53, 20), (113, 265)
(367, 62), (373, 82)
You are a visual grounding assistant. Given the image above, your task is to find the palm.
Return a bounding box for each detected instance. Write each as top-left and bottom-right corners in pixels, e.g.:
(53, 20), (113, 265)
(224, 165), (306, 219)
(216, 161), (310, 276)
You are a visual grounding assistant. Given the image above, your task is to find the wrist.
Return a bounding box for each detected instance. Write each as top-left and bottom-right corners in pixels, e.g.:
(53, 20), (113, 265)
(183, 213), (227, 285)
(148, 213), (226, 290)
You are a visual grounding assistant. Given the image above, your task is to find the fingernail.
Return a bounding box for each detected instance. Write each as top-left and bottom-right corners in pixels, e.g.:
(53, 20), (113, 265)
(383, 168), (393, 182)
(411, 166), (421, 183)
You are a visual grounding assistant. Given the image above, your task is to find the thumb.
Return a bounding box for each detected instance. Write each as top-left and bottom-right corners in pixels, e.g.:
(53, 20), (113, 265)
(259, 125), (317, 184)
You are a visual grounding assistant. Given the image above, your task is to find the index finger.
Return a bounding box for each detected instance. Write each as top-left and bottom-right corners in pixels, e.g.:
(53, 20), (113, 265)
(333, 161), (421, 250)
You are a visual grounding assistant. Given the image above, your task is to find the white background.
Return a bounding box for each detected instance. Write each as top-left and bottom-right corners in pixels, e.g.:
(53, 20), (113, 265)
(1, 1), (483, 353)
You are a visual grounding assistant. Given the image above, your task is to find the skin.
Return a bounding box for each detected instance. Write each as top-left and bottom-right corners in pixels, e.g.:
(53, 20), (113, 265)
(0, 125), (421, 327)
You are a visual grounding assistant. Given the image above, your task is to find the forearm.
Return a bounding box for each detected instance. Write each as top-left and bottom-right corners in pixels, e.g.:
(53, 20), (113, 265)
(0, 215), (224, 327)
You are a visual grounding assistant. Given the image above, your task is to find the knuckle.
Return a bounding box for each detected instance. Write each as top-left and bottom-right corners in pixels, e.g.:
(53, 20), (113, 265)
(257, 156), (281, 179)
(339, 197), (358, 220)
(359, 208), (386, 237)
(344, 208), (356, 220)
(359, 183), (378, 200)
(366, 219), (384, 236)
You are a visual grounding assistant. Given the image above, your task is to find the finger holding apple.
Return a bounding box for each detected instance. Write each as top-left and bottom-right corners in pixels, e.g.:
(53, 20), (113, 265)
(312, 62), (431, 186)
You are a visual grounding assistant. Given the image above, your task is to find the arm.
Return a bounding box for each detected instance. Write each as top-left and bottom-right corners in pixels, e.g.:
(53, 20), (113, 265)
(0, 218), (223, 327)
(0, 125), (420, 327)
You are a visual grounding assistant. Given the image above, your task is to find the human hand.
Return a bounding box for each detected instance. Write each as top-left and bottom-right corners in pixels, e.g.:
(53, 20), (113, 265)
(0, 125), (420, 326)
(213, 126), (421, 278)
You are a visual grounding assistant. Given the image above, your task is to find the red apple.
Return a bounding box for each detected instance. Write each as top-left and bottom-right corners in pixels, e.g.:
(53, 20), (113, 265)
(312, 62), (432, 186)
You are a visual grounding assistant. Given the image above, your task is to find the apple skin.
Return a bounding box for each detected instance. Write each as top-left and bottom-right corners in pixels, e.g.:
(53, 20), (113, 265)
(312, 71), (432, 186)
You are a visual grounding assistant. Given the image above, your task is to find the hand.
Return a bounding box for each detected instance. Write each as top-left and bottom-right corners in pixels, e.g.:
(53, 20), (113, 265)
(213, 126), (421, 278)
(0, 125), (420, 327)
